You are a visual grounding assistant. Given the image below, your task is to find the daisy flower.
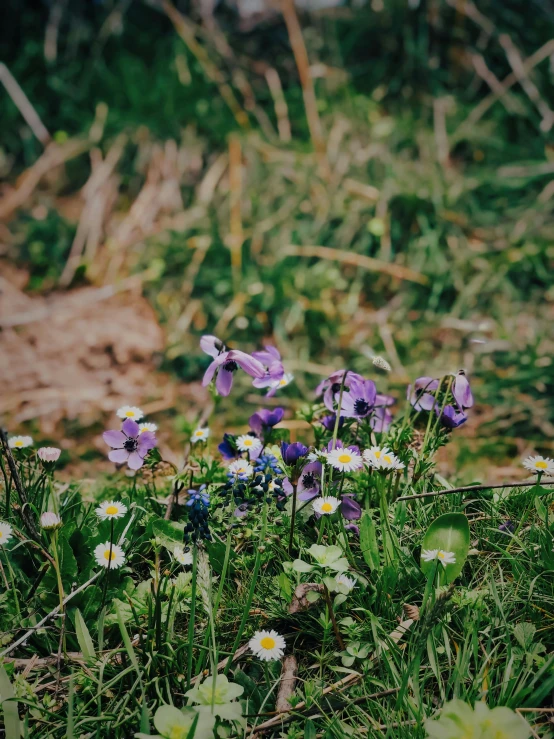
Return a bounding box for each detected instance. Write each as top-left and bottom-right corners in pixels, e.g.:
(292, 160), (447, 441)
(96, 500), (128, 520)
(0, 522), (13, 546)
(191, 428), (210, 443)
(249, 630), (286, 661)
(37, 447), (61, 462)
(312, 496), (340, 515)
(326, 448), (363, 472)
(363, 446), (405, 471)
(523, 455), (554, 475)
(8, 435), (33, 450)
(173, 547), (193, 566)
(421, 549), (456, 567)
(40, 512), (62, 530)
(335, 573), (357, 593)
(228, 460), (254, 478)
(266, 372), (294, 397)
(308, 449), (328, 463)
(116, 406), (144, 421)
(139, 422), (157, 434)
(94, 542), (126, 569)
(236, 435), (262, 454)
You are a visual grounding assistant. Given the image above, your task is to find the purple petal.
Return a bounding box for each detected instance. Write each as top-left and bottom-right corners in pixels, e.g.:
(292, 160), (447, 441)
(298, 489), (319, 502)
(453, 372), (474, 409)
(341, 495), (362, 520)
(216, 368), (234, 396)
(138, 432), (157, 455)
(202, 354), (227, 387)
(375, 393), (395, 407)
(282, 478), (293, 496)
(413, 393), (437, 412)
(127, 451), (145, 470)
(345, 523), (360, 536)
(200, 335), (225, 358)
(122, 418), (140, 437)
(252, 346), (281, 364)
(109, 449), (129, 464)
(230, 350), (266, 379)
(437, 404), (467, 429)
(103, 430), (126, 448)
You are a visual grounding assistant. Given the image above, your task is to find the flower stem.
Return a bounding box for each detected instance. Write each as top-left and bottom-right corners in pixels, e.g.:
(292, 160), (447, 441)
(287, 482), (298, 557)
(186, 544), (199, 687)
(3, 549), (20, 617)
(323, 584), (345, 650)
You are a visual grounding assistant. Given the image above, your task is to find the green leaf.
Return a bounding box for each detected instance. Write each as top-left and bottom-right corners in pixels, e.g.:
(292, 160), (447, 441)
(292, 559), (313, 573)
(0, 665), (19, 739)
(278, 572), (292, 599)
(359, 512), (380, 572)
(74, 607), (96, 663)
(514, 622), (536, 650)
(152, 519), (185, 552)
(420, 513), (470, 584)
(304, 719), (317, 739)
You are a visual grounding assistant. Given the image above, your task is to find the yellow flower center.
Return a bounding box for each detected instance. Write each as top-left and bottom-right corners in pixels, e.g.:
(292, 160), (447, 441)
(535, 461), (548, 469)
(105, 505), (119, 516)
(338, 454), (351, 463)
(125, 411), (134, 417)
(279, 378), (287, 386)
(244, 439), (253, 446)
(0, 532), (3, 539)
(103, 549), (117, 561)
(260, 636), (276, 650)
(195, 431), (204, 437)
(437, 551), (445, 559)
(14, 441), (23, 447)
(374, 450), (381, 458)
(321, 502), (333, 512)
(383, 455), (392, 464)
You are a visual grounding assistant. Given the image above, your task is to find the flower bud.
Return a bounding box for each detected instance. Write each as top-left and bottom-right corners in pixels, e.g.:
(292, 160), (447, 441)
(40, 511), (62, 530)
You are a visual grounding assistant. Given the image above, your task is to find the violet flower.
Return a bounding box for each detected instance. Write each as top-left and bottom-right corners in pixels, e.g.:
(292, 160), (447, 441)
(437, 404), (467, 429)
(319, 414), (344, 432)
(315, 370), (364, 411)
(341, 495), (362, 520)
(218, 433), (238, 460)
(103, 418), (156, 470)
(370, 406), (393, 433)
(249, 408), (284, 436)
(340, 378), (377, 419)
(283, 461), (322, 501)
(281, 442), (309, 465)
(453, 370), (474, 409)
(201, 335), (266, 397)
(251, 346), (285, 392)
(408, 376), (440, 411)
(345, 523), (360, 536)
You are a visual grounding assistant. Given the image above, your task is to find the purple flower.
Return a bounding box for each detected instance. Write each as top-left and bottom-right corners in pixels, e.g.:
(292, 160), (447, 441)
(201, 335), (266, 397)
(499, 520), (514, 534)
(186, 485), (209, 507)
(453, 370), (474, 410)
(319, 414), (344, 432)
(340, 378), (377, 419)
(218, 433), (238, 460)
(436, 404), (467, 429)
(375, 393), (396, 407)
(103, 418), (156, 471)
(251, 346), (285, 392)
(315, 370), (364, 412)
(345, 523), (360, 536)
(340, 495), (362, 520)
(370, 406), (393, 433)
(280, 442), (309, 466)
(408, 376), (440, 411)
(249, 408), (285, 436)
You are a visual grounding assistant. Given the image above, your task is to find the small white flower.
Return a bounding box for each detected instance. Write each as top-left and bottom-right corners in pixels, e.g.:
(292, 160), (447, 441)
(37, 447), (61, 462)
(372, 356), (391, 372)
(228, 460), (254, 477)
(335, 573), (357, 593)
(116, 406), (144, 421)
(249, 629), (286, 661)
(173, 547), (193, 566)
(191, 428), (210, 443)
(0, 522), (13, 545)
(96, 500), (128, 520)
(308, 449), (328, 463)
(40, 512), (62, 530)
(270, 373), (294, 391)
(312, 496), (340, 515)
(363, 446), (405, 471)
(236, 435), (262, 454)
(421, 549), (456, 567)
(94, 542), (126, 569)
(8, 436), (33, 450)
(326, 448), (363, 472)
(523, 455), (554, 475)
(139, 422), (158, 434)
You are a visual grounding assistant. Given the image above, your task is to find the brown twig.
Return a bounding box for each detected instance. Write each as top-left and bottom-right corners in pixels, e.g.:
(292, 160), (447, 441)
(0, 63), (50, 145)
(264, 68), (292, 143)
(323, 585), (345, 650)
(275, 655), (298, 713)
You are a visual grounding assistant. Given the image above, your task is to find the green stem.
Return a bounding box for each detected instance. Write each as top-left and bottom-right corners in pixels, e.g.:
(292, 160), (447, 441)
(331, 372), (348, 451)
(4, 550), (20, 617)
(287, 482), (298, 557)
(186, 545), (198, 687)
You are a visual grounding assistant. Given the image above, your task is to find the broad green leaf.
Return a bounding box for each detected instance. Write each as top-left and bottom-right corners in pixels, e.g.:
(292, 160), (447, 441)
(278, 572), (292, 599)
(292, 559), (313, 573)
(304, 719), (317, 739)
(0, 665), (19, 739)
(359, 512), (380, 572)
(152, 519), (185, 552)
(514, 622), (536, 650)
(420, 513), (470, 584)
(74, 608), (95, 663)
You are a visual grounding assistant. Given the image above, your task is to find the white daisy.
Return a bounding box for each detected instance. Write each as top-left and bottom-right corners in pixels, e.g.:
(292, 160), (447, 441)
(173, 547), (193, 566)
(308, 449), (328, 463)
(191, 428), (210, 443)
(523, 455), (554, 475)
(96, 500), (128, 520)
(37, 447), (61, 462)
(249, 630), (286, 661)
(335, 573), (357, 593)
(8, 436), (33, 450)
(228, 460), (254, 477)
(40, 512), (62, 530)
(326, 448), (363, 472)
(236, 435), (262, 454)
(270, 373), (294, 391)
(94, 542), (126, 569)
(312, 496), (340, 515)
(363, 446), (405, 471)
(421, 549), (456, 567)
(139, 422), (158, 434)
(116, 406), (144, 421)
(0, 522), (13, 545)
